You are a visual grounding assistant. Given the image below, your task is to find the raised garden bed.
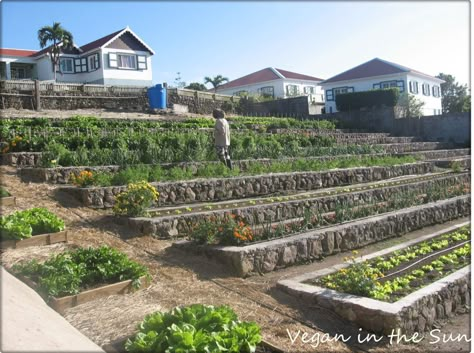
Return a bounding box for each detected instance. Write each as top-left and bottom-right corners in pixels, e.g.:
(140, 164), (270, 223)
(0, 230), (68, 249)
(59, 162), (435, 209)
(0, 186), (16, 206)
(127, 172), (469, 238)
(9, 246), (150, 313)
(172, 195), (471, 277)
(277, 223), (471, 335)
(17, 148), (470, 185)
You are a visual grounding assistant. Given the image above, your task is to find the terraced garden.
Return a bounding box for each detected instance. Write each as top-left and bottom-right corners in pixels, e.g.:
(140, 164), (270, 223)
(0, 113), (470, 353)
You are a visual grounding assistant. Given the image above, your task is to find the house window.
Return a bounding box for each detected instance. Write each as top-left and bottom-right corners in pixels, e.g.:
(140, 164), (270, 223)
(409, 81), (419, 94)
(60, 58), (74, 73)
(333, 86), (354, 97)
(88, 53), (100, 71)
(233, 90), (248, 96)
(286, 85), (299, 96)
(376, 80), (405, 92)
(422, 83), (430, 96)
(118, 54), (137, 69)
(326, 89), (334, 101)
(380, 81), (398, 89)
(304, 86), (315, 94)
(432, 85), (440, 97)
(258, 86), (274, 98)
(11, 67), (26, 79)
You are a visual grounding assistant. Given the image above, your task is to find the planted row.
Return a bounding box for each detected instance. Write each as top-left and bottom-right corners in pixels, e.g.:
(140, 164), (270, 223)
(186, 180), (470, 245)
(311, 227), (471, 302)
(70, 155), (419, 187)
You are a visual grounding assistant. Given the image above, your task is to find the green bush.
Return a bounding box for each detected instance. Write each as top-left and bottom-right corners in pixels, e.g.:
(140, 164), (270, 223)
(336, 88), (400, 111)
(113, 181), (160, 217)
(125, 304), (261, 353)
(0, 187), (10, 198)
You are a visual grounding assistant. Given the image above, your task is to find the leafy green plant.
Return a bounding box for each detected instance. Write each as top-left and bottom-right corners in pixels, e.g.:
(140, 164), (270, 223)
(0, 187), (10, 198)
(0, 208), (65, 240)
(113, 181), (160, 217)
(11, 246), (149, 298)
(125, 304), (261, 353)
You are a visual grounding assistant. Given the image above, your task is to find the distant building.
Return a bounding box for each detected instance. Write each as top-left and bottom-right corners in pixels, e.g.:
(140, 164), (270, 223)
(320, 58), (444, 116)
(0, 26), (154, 86)
(215, 67), (325, 104)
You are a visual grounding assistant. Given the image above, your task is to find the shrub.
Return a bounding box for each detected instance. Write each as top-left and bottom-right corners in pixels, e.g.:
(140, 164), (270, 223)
(125, 304), (261, 353)
(190, 214), (254, 246)
(70, 170), (95, 187)
(336, 88), (400, 111)
(0, 187), (10, 198)
(113, 181), (159, 217)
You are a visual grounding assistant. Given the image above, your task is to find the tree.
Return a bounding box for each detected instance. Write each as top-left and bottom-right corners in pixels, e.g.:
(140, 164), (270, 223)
(38, 22), (74, 82)
(397, 92), (425, 118)
(185, 82), (207, 91)
(173, 72), (186, 88)
(436, 73), (471, 113)
(204, 75), (229, 92)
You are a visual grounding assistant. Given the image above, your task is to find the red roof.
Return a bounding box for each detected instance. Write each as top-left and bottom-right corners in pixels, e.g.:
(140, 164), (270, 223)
(80, 28), (125, 53)
(275, 68), (323, 81)
(322, 58), (440, 84)
(0, 48), (37, 57)
(217, 67), (323, 91)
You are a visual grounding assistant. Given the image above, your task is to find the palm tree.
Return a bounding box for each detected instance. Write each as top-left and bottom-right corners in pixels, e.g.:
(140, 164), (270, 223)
(204, 75), (229, 92)
(38, 22), (74, 81)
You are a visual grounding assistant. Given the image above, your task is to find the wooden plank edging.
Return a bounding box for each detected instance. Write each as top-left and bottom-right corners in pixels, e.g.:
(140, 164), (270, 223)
(0, 196), (16, 206)
(0, 230), (68, 249)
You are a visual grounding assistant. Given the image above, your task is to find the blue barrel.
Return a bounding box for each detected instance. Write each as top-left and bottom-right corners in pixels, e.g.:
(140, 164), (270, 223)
(147, 83), (167, 109)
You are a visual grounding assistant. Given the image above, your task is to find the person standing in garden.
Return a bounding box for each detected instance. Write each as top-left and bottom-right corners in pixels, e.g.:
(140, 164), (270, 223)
(213, 109), (232, 169)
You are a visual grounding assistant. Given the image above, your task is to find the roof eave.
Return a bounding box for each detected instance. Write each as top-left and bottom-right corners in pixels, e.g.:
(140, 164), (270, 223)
(100, 27), (155, 55)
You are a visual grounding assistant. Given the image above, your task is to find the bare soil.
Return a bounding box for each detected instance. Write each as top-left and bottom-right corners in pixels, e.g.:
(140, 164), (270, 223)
(0, 163), (470, 353)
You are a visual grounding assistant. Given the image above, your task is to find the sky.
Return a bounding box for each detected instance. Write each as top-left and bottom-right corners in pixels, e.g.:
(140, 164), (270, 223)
(1, 1), (470, 88)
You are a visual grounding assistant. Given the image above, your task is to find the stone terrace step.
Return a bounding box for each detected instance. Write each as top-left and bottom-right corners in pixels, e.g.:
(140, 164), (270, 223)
(171, 195), (471, 277)
(128, 172), (469, 238)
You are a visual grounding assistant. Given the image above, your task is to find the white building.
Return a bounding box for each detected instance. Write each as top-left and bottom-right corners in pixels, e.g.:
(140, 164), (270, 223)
(215, 67), (325, 104)
(320, 58), (444, 116)
(0, 27), (154, 86)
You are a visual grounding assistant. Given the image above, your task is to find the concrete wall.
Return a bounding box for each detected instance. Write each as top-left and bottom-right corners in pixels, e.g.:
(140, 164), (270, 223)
(167, 88), (240, 114)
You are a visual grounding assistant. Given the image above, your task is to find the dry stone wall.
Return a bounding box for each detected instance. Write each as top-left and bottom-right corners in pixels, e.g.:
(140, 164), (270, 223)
(172, 196), (471, 277)
(60, 162), (434, 208)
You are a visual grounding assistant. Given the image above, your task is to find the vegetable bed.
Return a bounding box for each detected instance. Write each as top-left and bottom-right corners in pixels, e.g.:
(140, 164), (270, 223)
(277, 223), (471, 335)
(0, 208), (66, 248)
(309, 226), (471, 302)
(10, 246), (150, 313)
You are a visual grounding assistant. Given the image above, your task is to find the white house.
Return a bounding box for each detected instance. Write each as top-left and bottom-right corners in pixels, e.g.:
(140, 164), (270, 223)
(320, 58), (444, 116)
(0, 26), (154, 86)
(215, 67), (325, 104)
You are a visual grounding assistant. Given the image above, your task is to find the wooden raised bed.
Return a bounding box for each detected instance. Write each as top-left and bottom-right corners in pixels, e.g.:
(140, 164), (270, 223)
(0, 196), (16, 206)
(50, 275), (150, 314)
(0, 230), (68, 249)
(16, 273), (150, 314)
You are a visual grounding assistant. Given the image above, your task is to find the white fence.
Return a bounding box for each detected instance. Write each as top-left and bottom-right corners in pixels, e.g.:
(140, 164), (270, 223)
(0, 80), (148, 94)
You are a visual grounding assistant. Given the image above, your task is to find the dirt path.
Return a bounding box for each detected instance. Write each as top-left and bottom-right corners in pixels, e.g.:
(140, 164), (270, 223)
(0, 164), (470, 353)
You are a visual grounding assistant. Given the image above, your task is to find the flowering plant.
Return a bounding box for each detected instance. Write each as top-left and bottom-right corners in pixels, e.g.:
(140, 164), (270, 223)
(190, 213), (254, 245)
(69, 171), (95, 187)
(113, 181), (159, 217)
(1, 136), (24, 154)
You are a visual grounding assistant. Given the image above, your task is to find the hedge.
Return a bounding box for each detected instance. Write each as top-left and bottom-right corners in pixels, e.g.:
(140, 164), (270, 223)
(336, 88), (400, 111)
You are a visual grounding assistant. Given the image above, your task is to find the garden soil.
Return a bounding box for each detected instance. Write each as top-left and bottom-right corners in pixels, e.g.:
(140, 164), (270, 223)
(0, 162), (470, 353)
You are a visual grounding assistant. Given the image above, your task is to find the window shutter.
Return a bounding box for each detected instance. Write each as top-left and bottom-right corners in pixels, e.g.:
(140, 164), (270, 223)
(397, 81), (404, 92)
(74, 58), (81, 73)
(81, 58), (87, 72)
(109, 53), (118, 68)
(347, 87), (354, 93)
(409, 81), (413, 93)
(95, 53), (100, 69)
(373, 83), (380, 89)
(137, 55), (147, 70)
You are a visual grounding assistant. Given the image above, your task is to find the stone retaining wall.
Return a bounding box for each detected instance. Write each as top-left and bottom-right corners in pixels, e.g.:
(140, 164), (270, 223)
(172, 195), (471, 277)
(127, 173), (470, 238)
(17, 149), (470, 184)
(276, 223), (471, 335)
(59, 162), (434, 208)
(0, 142), (455, 168)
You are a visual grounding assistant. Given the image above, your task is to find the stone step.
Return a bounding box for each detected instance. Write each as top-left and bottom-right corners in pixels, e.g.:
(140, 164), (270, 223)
(129, 172), (470, 238)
